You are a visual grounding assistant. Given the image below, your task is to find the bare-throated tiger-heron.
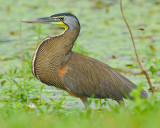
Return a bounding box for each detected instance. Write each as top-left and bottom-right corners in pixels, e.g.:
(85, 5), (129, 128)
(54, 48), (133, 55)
(22, 13), (148, 105)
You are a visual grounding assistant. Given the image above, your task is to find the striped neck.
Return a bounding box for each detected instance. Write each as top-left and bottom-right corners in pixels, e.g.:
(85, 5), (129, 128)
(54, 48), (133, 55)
(31, 23), (80, 79)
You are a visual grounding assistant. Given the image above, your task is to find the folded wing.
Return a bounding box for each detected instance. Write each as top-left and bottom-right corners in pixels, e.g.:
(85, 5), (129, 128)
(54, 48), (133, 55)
(63, 53), (147, 100)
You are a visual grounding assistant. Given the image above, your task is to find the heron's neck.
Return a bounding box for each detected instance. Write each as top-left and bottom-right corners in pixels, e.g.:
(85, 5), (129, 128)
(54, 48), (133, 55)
(32, 23), (80, 77)
(57, 23), (80, 53)
(36, 22), (80, 56)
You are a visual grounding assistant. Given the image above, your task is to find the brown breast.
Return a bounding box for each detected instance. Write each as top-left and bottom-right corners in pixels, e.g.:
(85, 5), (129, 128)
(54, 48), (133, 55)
(31, 23), (80, 90)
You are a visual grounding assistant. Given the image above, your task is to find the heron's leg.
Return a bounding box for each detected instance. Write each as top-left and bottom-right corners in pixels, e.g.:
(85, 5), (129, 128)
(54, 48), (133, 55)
(116, 99), (125, 106)
(64, 87), (89, 108)
(99, 99), (102, 109)
(80, 97), (88, 105)
(80, 97), (91, 109)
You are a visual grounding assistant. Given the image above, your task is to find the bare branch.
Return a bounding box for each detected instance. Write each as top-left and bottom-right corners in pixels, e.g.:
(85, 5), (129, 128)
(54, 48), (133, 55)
(120, 0), (154, 94)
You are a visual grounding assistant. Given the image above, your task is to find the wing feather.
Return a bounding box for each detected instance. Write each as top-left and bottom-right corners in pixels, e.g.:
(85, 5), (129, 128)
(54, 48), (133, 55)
(63, 53), (147, 100)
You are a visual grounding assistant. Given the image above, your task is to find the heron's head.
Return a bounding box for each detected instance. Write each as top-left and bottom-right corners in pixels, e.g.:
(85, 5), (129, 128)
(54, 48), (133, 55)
(22, 13), (80, 31)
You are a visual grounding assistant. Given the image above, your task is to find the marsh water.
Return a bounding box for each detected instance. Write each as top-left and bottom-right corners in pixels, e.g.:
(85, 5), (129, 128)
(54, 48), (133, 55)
(0, 0), (160, 109)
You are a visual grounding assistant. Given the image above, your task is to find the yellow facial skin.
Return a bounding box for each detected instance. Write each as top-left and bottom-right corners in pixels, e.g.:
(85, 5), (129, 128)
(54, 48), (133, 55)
(53, 21), (68, 32)
(52, 16), (68, 32)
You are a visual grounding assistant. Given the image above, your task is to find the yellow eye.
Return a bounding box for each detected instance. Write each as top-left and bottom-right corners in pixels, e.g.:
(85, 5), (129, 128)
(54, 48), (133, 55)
(59, 17), (64, 20)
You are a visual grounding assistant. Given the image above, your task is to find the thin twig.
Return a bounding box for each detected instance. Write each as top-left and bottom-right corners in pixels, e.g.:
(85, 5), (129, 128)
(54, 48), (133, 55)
(20, 19), (24, 72)
(120, 0), (154, 94)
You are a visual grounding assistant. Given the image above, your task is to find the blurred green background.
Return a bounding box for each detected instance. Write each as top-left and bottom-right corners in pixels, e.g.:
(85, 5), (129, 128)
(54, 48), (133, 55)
(0, 0), (160, 127)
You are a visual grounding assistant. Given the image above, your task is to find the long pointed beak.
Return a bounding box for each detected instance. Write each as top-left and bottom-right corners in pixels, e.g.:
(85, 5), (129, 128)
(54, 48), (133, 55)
(21, 17), (57, 23)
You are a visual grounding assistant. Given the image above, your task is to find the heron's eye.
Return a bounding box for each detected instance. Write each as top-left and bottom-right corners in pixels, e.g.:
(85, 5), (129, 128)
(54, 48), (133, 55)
(59, 17), (64, 20)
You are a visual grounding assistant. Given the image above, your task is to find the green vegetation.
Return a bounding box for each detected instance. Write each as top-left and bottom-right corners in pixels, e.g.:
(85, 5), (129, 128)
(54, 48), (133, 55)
(0, 0), (160, 127)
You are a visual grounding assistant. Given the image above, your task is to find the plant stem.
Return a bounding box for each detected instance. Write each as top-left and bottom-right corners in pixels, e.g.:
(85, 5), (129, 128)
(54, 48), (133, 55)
(120, 0), (154, 94)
